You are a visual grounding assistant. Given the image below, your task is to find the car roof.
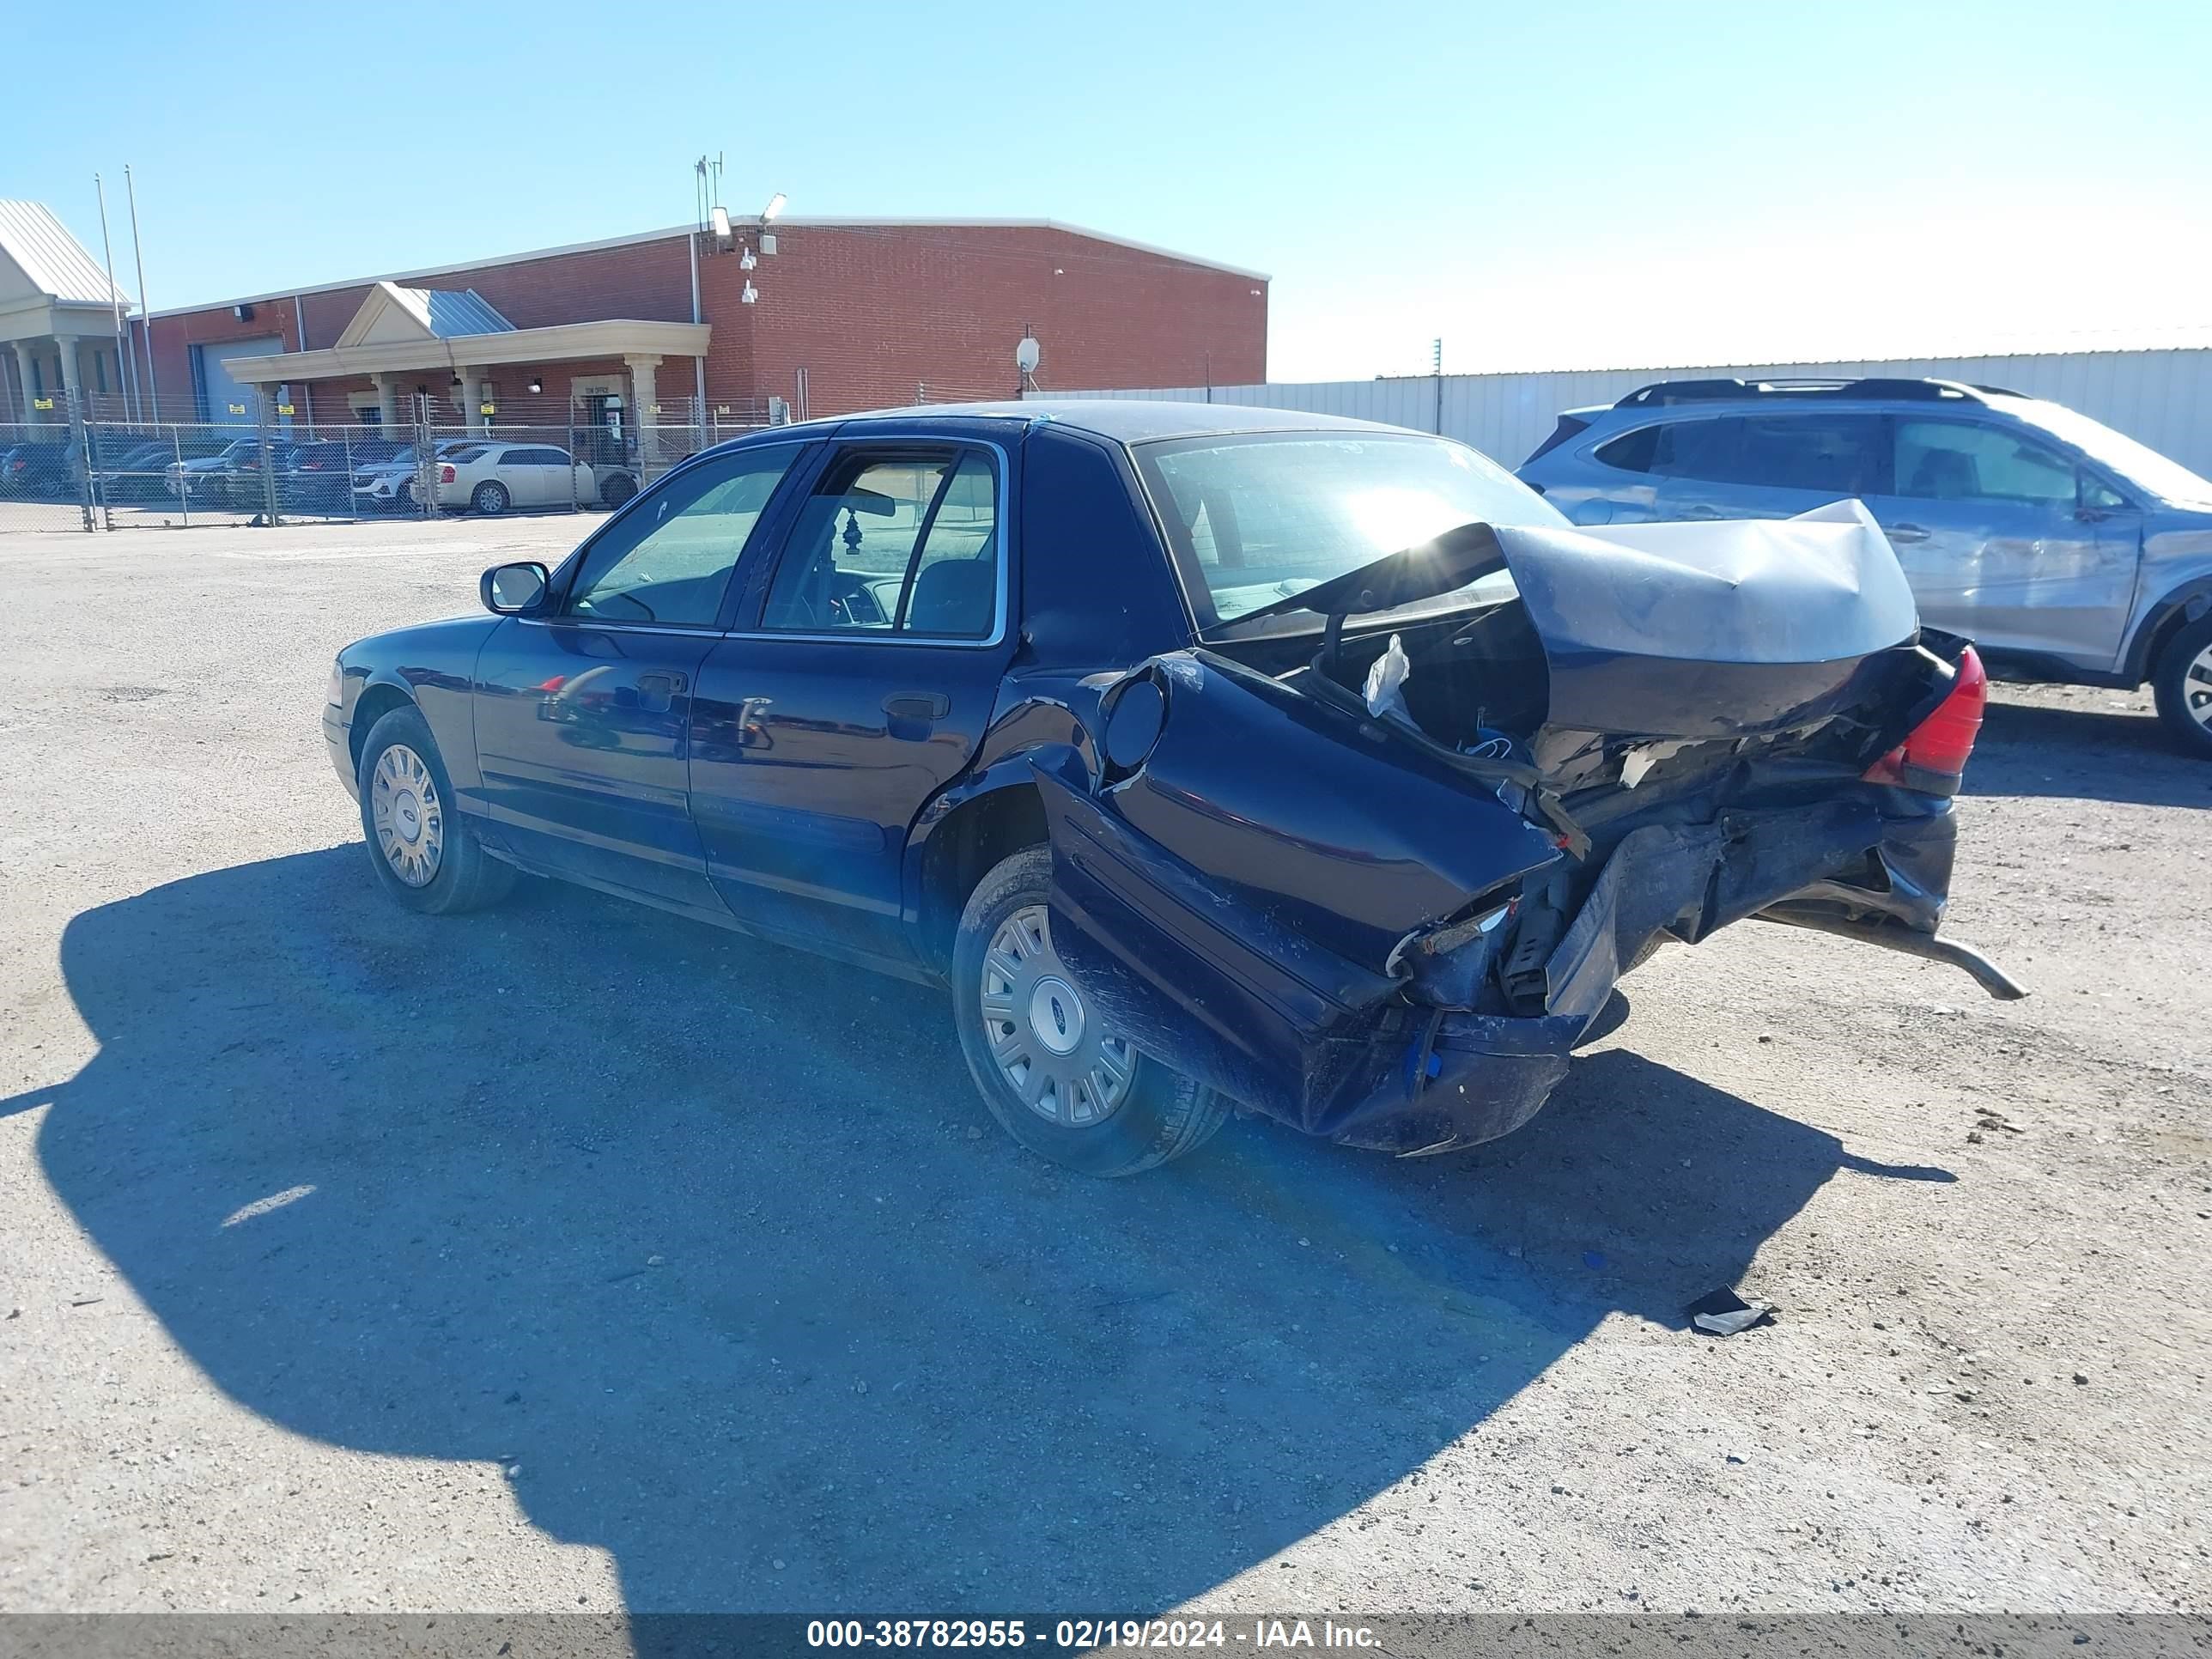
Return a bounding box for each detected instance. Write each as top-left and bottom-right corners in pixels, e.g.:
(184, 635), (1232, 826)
(752, 398), (1417, 448)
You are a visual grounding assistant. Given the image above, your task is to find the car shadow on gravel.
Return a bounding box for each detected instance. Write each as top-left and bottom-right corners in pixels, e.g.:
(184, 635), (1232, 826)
(11, 848), (1952, 1620)
(1972, 699), (2212, 807)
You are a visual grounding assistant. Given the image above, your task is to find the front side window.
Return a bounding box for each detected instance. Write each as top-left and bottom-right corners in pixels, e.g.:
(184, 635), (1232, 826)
(1894, 420), (2076, 507)
(759, 447), (1001, 639)
(1134, 433), (1564, 629)
(563, 443), (801, 627)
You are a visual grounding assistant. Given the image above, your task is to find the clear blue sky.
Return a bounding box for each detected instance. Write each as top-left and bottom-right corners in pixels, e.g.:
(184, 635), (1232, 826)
(15, 0), (2209, 382)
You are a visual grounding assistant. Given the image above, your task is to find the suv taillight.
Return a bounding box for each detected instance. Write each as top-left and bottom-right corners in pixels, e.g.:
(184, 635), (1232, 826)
(440, 464), (456, 483)
(1864, 645), (1987, 795)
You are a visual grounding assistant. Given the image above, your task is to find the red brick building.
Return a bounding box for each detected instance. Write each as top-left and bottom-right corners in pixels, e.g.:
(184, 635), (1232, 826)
(142, 217), (1268, 434)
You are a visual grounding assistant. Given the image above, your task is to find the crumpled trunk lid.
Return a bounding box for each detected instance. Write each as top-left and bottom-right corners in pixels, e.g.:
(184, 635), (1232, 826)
(1495, 499), (1921, 740)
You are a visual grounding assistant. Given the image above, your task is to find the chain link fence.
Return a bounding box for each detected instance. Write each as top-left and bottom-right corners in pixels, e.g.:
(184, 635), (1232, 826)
(1, 390), (772, 532)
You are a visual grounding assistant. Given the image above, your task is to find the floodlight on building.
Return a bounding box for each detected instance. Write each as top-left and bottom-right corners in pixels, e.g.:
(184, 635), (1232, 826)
(761, 192), (787, 224)
(709, 205), (733, 249)
(739, 246), (757, 271)
(741, 281), (759, 305)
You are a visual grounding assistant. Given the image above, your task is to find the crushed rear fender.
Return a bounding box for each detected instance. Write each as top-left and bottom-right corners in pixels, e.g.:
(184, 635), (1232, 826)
(1030, 648), (1572, 1153)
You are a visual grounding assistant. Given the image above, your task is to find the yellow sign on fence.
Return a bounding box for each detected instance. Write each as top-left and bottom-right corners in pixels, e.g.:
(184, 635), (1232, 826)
(479, 403), (495, 416)
(228, 403), (246, 415)
(32, 397), (53, 410)
(276, 404), (295, 416)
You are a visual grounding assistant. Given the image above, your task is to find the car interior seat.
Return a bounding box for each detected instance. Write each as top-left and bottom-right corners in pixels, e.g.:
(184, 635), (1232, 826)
(1907, 449), (1978, 500)
(905, 556), (995, 637)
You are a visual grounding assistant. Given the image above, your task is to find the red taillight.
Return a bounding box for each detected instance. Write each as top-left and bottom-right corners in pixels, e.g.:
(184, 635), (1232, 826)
(440, 464), (456, 483)
(1865, 645), (1987, 794)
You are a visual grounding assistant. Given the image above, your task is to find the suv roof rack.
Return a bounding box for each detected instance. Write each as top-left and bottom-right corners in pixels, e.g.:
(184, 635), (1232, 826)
(1613, 376), (1992, 410)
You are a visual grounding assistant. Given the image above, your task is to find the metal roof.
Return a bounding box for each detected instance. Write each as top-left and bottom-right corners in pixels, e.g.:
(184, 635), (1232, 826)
(390, 286), (514, 337)
(0, 199), (129, 307)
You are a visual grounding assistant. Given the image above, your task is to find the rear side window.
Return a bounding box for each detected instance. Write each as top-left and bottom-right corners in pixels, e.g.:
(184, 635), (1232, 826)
(1729, 414), (1886, 494)
(1595, 419), (1735, 477)
(758, 447), (1001, 640)
(1593, 425), (1661, 473)
(1597, 414), (1884, 495)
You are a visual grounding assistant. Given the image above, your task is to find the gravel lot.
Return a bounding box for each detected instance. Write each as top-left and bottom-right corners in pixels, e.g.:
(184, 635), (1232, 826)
(1, 517), (2206, 1619)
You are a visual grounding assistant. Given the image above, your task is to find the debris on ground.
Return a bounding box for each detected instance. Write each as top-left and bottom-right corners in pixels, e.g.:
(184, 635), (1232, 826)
(1686, 1287), (1777, 1336)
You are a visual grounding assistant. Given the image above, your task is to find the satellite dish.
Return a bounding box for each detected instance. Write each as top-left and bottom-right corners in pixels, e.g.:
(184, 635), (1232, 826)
(1014, 336), (1042, 374)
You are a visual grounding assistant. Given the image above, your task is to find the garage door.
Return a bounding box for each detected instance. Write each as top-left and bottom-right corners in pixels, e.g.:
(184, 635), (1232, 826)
(193, 337), (285, 425)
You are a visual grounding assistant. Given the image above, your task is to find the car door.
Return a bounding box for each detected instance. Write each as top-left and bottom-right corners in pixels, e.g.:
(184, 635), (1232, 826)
(470, 441), (810, 909)
(522, 446), (576, 507)
(482, 445), (533, 506)
(1863, 416), (2139, 665)
(688, 434), (1018, 961)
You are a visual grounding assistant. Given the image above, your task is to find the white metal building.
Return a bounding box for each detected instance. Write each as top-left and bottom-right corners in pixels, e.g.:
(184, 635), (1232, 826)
(1048, 344), (2212, 477)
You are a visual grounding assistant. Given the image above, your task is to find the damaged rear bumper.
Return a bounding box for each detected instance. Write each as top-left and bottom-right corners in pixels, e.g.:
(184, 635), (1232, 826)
(1039, 757), (2008, 1156)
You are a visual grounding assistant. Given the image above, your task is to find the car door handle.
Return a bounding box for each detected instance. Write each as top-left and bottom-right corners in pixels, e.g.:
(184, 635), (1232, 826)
(1886, 523), (1931, 544)
(883, 691), (950, 721)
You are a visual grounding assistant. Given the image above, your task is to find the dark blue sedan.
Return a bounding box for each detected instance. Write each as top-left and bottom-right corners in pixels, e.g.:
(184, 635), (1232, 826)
(323, 401), (2019, 1176)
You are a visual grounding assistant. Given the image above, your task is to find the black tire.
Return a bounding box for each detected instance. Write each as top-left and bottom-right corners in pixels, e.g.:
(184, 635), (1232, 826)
(2151, 612), (2212, 758)
(600, 472), (636, 507)
(356, 706), (517, 915)
(471, 480), (510, 516)
(951, 846), (1229, 1176)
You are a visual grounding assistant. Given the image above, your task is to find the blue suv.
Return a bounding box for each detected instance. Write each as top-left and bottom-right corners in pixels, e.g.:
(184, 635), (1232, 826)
(1518, 377), (2212, 757)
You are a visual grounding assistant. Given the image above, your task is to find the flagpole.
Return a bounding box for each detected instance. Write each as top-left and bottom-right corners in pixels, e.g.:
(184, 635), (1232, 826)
(94, 173), (137, 422)
(125, 165), (160, 421)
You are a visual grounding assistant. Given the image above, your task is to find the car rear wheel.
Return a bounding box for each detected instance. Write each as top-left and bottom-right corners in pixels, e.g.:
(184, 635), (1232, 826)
(471, 480), (510, 515)
(2152, 613), (2212, 758)
(356, 706), (517, 915)
(951, 846), (1229, 1176)
(600, 473), (636, 507)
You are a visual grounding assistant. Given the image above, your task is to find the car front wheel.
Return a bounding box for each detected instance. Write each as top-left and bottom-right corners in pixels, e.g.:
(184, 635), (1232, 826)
(951, 846), (1229, 1176)
(356, 706), (517, 914)
(2152, 612), (2212, 758)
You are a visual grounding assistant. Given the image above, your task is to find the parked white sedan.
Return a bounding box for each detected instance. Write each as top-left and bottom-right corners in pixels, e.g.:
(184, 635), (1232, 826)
(433, 442), (596, 514)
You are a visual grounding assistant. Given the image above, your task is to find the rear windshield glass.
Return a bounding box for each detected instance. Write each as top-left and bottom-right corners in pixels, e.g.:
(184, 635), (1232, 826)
(1133, 432), (1565, 629)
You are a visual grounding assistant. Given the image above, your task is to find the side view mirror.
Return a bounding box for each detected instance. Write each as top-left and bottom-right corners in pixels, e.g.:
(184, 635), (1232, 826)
(481, 561), (550, 616)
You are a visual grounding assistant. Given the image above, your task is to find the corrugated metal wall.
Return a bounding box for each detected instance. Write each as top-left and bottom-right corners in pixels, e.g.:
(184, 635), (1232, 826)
(1045, 350), (2212, 477)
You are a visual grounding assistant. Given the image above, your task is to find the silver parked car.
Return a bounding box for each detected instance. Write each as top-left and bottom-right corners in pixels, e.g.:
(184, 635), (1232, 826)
(1517, 378), (2212, 756)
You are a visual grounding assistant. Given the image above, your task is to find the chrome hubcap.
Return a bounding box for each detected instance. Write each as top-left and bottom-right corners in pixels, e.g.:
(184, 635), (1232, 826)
(2187, 643), (2212, 732)
(370, 743), (444, 887)
(980, 904), (1133, 1127)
